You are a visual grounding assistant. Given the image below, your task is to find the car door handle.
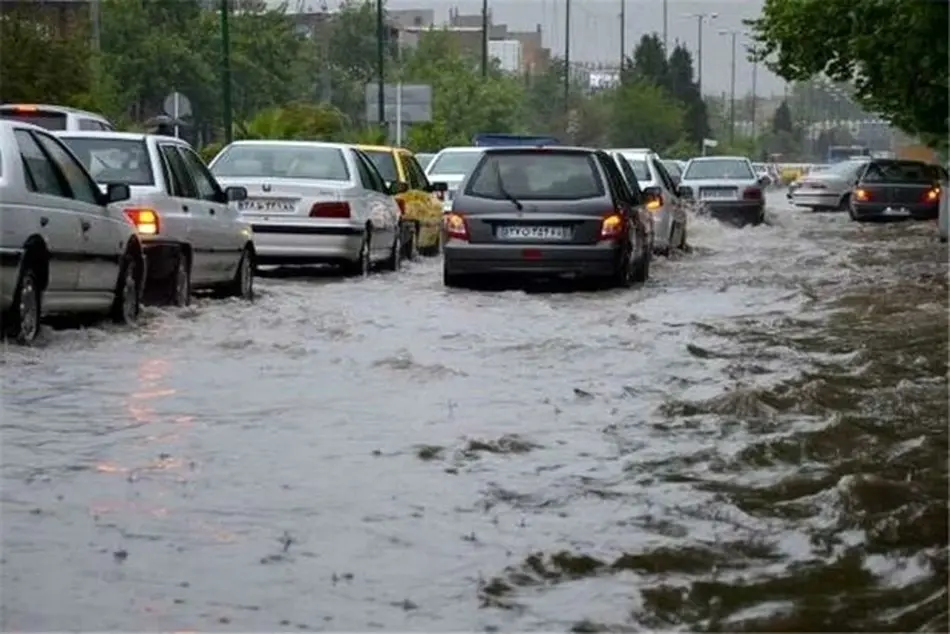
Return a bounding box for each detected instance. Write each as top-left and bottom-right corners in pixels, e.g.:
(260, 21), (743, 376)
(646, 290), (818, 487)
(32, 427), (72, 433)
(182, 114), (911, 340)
(40, 216), (49, 227)
(182, 205), (190, 213)
(208, 208), (215, 216)
(81, 220), (91, 232)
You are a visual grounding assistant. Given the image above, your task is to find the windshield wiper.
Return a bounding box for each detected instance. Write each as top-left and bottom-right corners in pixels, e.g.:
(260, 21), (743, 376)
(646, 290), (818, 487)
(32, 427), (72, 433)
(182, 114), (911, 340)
(493, 159), (523, 210)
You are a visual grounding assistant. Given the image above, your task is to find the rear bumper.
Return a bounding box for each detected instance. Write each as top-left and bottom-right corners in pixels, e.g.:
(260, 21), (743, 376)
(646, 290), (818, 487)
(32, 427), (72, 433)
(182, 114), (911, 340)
(701, 200), (764, 226)
(444, 240), (620, 277)
(249, 221), (364, 265)
(851, 202), (938, 220)
(791, 191), (841, 208)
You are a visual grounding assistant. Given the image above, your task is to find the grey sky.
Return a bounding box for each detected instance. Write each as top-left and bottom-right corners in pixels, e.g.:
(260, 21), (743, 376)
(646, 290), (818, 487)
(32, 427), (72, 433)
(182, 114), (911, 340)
(284, 0), (786, 97)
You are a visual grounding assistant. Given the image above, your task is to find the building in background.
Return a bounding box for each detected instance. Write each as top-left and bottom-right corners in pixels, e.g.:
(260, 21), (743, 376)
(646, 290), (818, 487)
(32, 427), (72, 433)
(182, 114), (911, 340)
(488, 40), (522, 73)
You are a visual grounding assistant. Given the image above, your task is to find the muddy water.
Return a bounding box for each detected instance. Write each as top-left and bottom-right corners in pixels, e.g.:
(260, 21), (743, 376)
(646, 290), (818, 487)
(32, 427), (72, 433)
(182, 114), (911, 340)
(1, 194), (946, 632)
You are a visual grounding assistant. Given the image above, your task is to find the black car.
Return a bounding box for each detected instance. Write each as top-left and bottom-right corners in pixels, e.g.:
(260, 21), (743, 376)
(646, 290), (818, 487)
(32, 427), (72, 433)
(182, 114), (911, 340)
(849, 159), (944, 221)
(442, 146), (653, 288)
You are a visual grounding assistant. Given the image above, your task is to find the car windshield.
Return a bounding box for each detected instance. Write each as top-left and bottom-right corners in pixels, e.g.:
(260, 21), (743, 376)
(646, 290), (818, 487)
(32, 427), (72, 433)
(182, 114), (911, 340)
(465, 151), (605, 201)
(211, 144), (350, 180)
(662, 160), (682, 178)
(0, 108), (67, 130)
(684, 159), (754, 180)
(861, 161), (937, 183)
(362, 149), (399, 183)
(60, 137), (153, 185)
(620, 155), (651, 181)
(824, 160), (867, 177)
(427, 151), (483, 176)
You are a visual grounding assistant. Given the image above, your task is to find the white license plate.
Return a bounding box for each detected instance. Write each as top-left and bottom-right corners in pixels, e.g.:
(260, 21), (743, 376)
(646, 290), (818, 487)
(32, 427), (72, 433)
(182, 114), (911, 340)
(883, 207), (910, 217)
(498, 225), (571, 240)
(701, 190), (737, 200)
(239, 198), (296, 213)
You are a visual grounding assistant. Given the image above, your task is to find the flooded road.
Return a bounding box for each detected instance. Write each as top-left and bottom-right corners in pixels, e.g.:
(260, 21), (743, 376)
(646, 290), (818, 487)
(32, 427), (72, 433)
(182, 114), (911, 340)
(2, 193), (947, 632)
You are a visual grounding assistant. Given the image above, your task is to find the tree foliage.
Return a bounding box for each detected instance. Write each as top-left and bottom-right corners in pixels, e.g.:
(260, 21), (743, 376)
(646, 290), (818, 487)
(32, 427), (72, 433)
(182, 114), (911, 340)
(749, 0), (949, 148)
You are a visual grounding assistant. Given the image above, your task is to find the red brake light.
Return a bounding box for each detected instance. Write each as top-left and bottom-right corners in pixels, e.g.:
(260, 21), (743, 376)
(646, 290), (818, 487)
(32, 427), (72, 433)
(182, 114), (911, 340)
(742, 187), (763, 200)
(443, 213), (469, 241)
(309, 202), (350, 218)
(124, 208), (159, 235)
(396, 198), (407, 215)
(15, 105), (38, 112)
(599, 212), (624, 240)
(854, 188), (871, 201)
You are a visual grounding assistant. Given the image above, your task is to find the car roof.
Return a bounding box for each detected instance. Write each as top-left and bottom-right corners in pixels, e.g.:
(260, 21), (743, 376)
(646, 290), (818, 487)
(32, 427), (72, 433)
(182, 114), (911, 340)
(225, 140), (349, 150)
(0, 103), (106, 118)
(481, 145), (596, 155)
(689, 155), (749, 162)
(355, 143), (407, 153)
(57, 131), (187, 144)
(0, 119), (50, 133)
(435, 146), (486, 153)
(613, 147), (654, 154)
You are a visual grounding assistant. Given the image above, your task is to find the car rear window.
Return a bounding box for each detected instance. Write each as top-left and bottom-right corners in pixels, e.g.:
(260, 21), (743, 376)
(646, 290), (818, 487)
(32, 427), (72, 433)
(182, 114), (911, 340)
(0, 108), (67, 130)
(684, 159), (754, 180)
(60, 137), (154, 186)
(427, 151), (483, 176)
(862, 161), (938, 183)
(363, 149), (399, 182)
(211, 144), (350, 181)
(620, 155), (651, 181)
(465, 151), (605, 201)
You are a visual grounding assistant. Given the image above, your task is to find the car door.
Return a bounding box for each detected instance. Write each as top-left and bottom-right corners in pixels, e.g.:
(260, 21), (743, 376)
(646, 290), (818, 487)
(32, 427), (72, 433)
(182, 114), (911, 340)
(156, 143), (214, 284)
(352, 150), (397, 258)
(175, 145), (236, 281)
(651, 156), (683, 221)
(29, 129), (123, 297)
(404, 153), (443, 218)
(596, 153), (637, 241)
(12, 129), (84, 302)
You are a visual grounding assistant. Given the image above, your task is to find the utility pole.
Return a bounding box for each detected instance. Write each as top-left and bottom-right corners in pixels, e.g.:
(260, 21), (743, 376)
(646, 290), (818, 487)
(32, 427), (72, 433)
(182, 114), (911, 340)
(564, 0), (571, 114)
(619, 0), (626, 74)
(686, 12), (717, 97)
(90, 0), (101, 52)
(376, 0), (385, 131)
(720, 29), (738, 145)
(481, 0), (489, 78)
(220, 0), (233, 144)
(662, 0), (668, 52)
(750, 47), (758, 147)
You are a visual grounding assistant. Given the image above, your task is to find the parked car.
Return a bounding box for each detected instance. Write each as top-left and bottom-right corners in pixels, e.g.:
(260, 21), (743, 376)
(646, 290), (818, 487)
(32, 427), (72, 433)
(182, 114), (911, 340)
(0, 103), (114, 131)
(356, 144), (448, 256)
(790, 159), (869, 211)
(678, 156), (766, 226)
(849, 159), (943, 222)
(613, 148), (687, 254)
(0, 121), (144, 344)
(424, 147), (486, 212)
(59, 131), (256, 306)
(209, 141), (403, 275)
(442, 146), (651, 289)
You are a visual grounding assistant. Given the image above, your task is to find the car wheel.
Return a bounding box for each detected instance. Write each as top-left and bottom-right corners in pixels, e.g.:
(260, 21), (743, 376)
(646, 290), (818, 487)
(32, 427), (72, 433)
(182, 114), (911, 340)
(110, 250), (141, 326)
(5, 259), (42, 344)
(382, 230), (401, 272)
(632, 236), (649, 283)
(223, 247), (254, 300)
(170, 249), (191, 307)
(402, 221), (419, 261)
(612, 242), (634, 289)
(838, 193), (851, 212)
(344, 232), (371, 277)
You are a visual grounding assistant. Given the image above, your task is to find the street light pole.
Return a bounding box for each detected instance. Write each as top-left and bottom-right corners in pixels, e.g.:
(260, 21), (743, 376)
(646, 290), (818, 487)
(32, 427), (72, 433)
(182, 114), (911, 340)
(220, 0), (232, 144)
(727, 31), (737, 144)
(750, 50), (758, 146)
(686, 12), (717, 97)
(481, 0), (489, 78)
(376, 0), (385, 131)
(619, 0), (625, 74)
(564, 0), (571, 113)
(662, 0), (668, 52)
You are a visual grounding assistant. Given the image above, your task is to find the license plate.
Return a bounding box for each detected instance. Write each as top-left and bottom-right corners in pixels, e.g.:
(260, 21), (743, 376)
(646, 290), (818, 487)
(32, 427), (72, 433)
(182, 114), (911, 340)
(239, 198), (296, 213)
(883, 207), (910, 217)
(497, 225), (571, 240)
(701, 190), (736, 200)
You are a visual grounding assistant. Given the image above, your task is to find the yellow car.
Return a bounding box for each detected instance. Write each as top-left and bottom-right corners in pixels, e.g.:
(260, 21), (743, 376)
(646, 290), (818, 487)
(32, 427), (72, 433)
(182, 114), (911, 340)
(357, 144), (447, 256)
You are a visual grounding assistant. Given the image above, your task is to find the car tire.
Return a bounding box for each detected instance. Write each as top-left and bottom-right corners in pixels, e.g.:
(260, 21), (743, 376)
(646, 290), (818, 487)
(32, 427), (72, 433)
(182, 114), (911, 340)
(223, 246), (254, 300)
(169, 249), (191, 307)
(110, 250), (141, 326)
(612, 242), (634, 289)
(344, 231), (371, 277)
(5, 258), (42, 345)
(632, 237), (650, 283)
(382, 229), (401, 272)
(838, 193), (851, 212)
(402, 221), (419, 261)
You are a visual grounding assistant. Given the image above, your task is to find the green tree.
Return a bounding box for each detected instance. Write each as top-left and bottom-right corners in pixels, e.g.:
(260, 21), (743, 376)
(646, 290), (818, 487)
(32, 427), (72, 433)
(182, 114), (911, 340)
(771, 100), (793, 134)
(609, 80), (684, 150)
(628, 33), (668, 85)
(666, 44), (710, 147)
(749, 0), (949, 148)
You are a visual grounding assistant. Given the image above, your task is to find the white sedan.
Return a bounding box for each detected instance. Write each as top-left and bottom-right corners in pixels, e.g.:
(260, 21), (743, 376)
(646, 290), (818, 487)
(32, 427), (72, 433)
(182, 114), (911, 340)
(59, 131), (256, 306)
(209, 141), (404, 275)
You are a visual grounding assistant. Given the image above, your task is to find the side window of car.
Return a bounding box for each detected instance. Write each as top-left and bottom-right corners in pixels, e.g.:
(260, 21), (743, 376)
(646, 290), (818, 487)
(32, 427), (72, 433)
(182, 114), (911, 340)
(33, 131), (101, 205)
(351, 150), (375, 190)
(78, 118), (101, 131)
(353, 150), (386, 193)
(159, 145), (198, 198)
(615, 155), (643, 204)
(651, 158), (676, 193)
(596, 152), (630, 204)
(176, 146), (222, 202)
(15, 129), (68, 198)
(404, 154), (430, 190)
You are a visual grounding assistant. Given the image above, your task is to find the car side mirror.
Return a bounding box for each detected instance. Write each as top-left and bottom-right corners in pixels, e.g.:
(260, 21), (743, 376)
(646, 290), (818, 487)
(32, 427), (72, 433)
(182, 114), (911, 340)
(387, 180), (410, 195)
(428, 181), (448, 193)
(642, 185), (663, 198)
(225, 186), (248, 202)
(677, 184), (694, 198)
(105, 183), (130, 203)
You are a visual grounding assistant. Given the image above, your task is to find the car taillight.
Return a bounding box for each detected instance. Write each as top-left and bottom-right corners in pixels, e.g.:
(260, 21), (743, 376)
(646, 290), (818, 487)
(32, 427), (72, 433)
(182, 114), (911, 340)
(854, 188), (871, 201)
(443, 212), (469, 241)
(396, 198), (407, 215)
(309, 202), (350, 218)
(124, 208), (159, 235)
(924, 187), (940, 202)
(600, 212), (624, 240)
(742, 187), (763, 200)
(645, 193), (663, 212)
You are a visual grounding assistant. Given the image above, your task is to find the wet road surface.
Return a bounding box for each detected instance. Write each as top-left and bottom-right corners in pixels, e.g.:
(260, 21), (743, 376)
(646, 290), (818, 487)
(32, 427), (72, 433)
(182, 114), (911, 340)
(2, 193), (947, 632)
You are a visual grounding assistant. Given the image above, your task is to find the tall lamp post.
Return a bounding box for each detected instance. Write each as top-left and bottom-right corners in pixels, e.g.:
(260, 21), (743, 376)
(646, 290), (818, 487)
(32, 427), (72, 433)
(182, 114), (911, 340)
(619, 0), (626, 74)
(564, 0), (571, 114)
(685, 12), (717, 97)
(220, 0), (232, 144)
(376, 0), (385, 130)
(481, 0), (489, 78)
(718, 28), (749, 146)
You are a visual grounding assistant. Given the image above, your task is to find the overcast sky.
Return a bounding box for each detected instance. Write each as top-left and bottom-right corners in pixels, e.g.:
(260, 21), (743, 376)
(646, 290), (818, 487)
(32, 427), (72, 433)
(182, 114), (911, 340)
(282, 0), (787, 97)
